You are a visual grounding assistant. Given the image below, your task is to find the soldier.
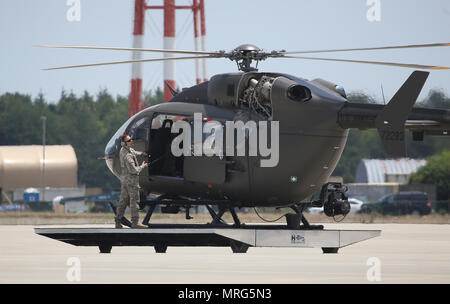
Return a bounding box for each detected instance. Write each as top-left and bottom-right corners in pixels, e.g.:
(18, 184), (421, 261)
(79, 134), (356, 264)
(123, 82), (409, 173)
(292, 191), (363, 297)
(115, 134), (149, 229)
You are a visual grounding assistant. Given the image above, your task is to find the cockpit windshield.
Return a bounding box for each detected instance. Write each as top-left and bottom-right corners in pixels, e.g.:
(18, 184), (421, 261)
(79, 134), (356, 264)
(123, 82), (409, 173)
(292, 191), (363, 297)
(104, 115), (136, 156)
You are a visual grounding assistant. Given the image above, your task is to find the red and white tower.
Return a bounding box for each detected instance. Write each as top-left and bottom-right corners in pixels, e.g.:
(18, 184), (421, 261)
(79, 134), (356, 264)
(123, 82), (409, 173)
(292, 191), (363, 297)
(193, 0), (201, 85)
(130, 0), (146, 117)
(200, 0), (207, 82)
(163, 0), (176, 102)
(129, 0), (207, 117)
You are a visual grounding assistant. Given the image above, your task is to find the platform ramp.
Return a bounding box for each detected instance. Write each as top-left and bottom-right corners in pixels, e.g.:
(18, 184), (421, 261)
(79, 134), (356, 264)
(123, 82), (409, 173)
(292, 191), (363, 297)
(35, 226), (380, 254)
(254, 230), (381, 248)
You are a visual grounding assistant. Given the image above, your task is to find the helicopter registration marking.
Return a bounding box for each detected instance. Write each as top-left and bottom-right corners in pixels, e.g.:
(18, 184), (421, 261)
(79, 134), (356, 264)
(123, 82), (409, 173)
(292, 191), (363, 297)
(379, 130), (404, 141)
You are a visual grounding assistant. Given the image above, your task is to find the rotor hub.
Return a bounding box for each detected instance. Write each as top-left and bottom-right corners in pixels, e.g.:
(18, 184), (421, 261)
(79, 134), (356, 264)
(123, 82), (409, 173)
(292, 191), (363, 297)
(229, 44), (267, 72)
(234, 44), (262, 53)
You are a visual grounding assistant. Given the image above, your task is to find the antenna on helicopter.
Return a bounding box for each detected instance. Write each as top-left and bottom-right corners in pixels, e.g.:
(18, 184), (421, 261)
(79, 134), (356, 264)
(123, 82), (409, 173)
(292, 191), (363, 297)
(381, 83), (386, 105)
(165, 81), (178, 97)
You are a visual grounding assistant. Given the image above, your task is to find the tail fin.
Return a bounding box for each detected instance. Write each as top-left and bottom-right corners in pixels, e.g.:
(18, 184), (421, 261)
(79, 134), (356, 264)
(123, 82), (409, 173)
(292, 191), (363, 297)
(375, 71), (429, 156)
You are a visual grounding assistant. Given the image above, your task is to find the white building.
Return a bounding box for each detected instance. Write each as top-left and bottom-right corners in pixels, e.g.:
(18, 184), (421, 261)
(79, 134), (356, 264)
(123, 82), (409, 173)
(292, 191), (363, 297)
(354, 158), (426, 184)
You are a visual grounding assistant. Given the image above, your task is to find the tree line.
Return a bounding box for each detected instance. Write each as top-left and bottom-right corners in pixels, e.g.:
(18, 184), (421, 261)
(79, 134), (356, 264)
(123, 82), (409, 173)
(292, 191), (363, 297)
(0, 88), (163, 190)
(0, 88), (449, 191)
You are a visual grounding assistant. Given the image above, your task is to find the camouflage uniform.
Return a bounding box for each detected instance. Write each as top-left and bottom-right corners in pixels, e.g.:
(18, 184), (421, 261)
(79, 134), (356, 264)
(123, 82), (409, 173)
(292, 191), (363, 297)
(115, 146), (146, 226)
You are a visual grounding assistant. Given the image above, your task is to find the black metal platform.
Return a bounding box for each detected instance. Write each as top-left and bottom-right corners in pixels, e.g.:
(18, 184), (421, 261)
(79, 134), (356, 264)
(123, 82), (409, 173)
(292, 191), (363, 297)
(34, 226), (381, 254)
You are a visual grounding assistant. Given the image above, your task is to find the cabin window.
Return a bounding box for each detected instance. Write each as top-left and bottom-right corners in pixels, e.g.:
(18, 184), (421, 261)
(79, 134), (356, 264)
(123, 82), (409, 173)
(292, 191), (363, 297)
(129, 117), (150, 141)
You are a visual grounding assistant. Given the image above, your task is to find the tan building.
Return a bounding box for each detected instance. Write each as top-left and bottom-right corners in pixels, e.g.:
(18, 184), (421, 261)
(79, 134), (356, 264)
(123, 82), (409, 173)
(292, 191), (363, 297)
(0, 145), (78, 195)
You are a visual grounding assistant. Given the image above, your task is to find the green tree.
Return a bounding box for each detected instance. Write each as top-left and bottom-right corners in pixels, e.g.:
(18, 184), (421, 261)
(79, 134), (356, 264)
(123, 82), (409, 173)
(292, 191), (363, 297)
(409, 150), (450, 200)
(416, 89), (450, 109)
(346, 91), (378, 104)
(143, 87), (164, 106)
(0, 93), (42, 145)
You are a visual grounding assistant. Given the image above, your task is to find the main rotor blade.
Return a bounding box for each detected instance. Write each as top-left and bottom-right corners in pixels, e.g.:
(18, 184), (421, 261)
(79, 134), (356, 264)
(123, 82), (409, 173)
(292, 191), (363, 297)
(284, 42), (450, 55)
(36, 44), (221, 56)
(283, 56), (450, 70)
(42, 56), (214, 71)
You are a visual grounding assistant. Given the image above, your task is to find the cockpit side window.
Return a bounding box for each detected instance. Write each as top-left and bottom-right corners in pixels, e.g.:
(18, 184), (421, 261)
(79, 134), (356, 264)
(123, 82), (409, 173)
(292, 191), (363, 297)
(104, 115), (136, 155)
(151, 114), (180, 130)
(129, 117), (151, 141)
(127, 117), (151, 154)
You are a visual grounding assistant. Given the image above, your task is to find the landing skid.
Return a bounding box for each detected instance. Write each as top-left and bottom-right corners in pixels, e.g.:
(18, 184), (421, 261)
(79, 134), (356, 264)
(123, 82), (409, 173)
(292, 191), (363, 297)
(138, 199), (248, 228)
(125, 200), (323, 230)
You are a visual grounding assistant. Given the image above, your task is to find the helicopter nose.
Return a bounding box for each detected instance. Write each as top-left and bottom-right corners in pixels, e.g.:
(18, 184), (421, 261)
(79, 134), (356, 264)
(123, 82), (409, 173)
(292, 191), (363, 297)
(105, 155), (120, 178)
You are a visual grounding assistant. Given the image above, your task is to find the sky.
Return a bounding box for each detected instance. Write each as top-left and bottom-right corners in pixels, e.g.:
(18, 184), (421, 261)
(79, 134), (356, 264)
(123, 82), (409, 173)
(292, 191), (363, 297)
(1, 0), (450, 104)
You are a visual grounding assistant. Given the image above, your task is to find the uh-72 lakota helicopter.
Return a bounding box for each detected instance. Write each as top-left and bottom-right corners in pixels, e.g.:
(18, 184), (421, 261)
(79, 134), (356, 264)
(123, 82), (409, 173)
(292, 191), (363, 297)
(39, 42), (450, 230)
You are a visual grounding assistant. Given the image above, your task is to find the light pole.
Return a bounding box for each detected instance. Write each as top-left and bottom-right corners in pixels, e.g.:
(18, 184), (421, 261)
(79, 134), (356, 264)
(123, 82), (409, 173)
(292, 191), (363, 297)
(40, 116), (47, 201)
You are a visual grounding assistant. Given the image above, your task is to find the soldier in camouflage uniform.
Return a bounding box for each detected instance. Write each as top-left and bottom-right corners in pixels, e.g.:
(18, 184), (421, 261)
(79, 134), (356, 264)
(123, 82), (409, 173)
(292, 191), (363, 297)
(115, 134), (148, 229)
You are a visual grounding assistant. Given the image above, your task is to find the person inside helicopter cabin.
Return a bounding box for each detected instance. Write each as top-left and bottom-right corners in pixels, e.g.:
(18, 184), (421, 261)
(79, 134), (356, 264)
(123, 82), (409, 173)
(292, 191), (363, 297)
(115, 134), (148, 229)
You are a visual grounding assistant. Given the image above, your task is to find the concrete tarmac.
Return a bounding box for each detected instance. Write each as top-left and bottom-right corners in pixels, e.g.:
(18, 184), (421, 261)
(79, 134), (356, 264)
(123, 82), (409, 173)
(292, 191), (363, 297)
(0, 224), (449, 284)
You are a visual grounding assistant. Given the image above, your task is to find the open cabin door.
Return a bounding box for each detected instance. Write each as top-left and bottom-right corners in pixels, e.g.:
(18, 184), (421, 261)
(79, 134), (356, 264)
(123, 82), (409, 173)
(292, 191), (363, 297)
(145, 113), (227, 184)
(147, 113), (184, 178)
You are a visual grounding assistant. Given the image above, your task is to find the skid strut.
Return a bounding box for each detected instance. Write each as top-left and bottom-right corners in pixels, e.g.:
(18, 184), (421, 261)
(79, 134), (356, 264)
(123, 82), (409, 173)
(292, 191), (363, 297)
(288, 205), (324, 230)
(112, 182), (348, 230)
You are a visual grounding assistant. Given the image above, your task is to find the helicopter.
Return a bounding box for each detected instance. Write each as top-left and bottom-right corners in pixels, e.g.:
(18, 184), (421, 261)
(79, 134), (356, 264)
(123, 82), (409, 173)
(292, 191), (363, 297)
(38, 43), (450, 229)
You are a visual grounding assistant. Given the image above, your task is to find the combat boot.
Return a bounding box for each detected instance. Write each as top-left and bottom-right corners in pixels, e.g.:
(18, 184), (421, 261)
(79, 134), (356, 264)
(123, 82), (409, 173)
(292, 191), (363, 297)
(115, 218), (123, 229)
(131, 221), (146, 229)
